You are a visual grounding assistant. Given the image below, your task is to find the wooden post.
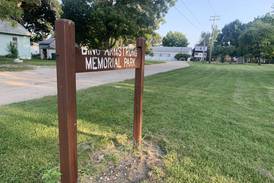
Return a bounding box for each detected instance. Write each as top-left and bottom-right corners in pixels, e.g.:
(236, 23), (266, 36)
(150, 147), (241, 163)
(133, 37), (146, 145)
(55, 19), (77, 183)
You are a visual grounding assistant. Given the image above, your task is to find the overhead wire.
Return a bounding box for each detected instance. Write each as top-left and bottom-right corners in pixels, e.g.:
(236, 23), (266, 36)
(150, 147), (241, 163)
(179, 0), (203, 28)
(173, 6), (201, 31)
(207, 0), (217, 16)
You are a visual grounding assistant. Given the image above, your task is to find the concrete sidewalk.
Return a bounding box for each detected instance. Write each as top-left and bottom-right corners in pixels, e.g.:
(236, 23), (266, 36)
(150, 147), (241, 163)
(0, 62), (189, 105)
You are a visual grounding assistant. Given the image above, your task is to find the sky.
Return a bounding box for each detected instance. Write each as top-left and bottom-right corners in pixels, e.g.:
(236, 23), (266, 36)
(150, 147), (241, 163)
(157, 0), (274, 47)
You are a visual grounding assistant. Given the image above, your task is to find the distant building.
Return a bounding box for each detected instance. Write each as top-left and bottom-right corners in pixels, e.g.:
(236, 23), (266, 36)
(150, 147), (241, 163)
(38, 38), (56, 59)
(0, 20), (31, 59)
(146, 46), (192, 61)
(31, 42), (39, 55)
(193, 45), (207, 61)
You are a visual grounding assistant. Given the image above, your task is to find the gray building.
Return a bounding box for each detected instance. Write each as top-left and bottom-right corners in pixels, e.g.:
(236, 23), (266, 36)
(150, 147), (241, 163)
(146, 46), (192, 61)
(0, 20), (31, 59)
(38, 38), (56, 59)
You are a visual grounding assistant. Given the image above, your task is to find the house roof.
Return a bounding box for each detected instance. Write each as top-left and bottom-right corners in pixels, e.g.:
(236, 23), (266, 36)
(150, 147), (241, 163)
(152, 46), (192, 53)
(194, 45), (208, 52)
(38, 38), (55, 49)
(0, 20), (31, 36)
(38, 37), (55, 45)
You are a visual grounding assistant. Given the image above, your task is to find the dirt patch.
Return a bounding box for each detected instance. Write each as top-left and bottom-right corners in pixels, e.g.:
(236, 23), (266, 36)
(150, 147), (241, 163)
(80, 142), (165, 183)
(257, 167), (274, 181)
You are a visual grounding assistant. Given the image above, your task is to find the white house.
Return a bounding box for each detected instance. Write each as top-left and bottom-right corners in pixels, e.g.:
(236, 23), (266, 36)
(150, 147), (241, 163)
(38, 38), (56, 59)
(193, 45), (207, 61)
(0, 20), (31, 59)
(146, 46), (192, 61)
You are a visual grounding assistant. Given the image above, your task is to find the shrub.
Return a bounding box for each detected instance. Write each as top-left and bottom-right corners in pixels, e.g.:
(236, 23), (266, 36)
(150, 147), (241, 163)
(175, 53), (190, 61)
(7, 42), (18, 58)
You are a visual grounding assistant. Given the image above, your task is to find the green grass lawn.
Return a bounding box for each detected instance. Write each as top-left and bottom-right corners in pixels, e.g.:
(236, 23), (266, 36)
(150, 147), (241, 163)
(1, 63), (274, 182)
(145, 60), (166, 65)
(0, 57), (56, 66)
(0, 57), (56, 72)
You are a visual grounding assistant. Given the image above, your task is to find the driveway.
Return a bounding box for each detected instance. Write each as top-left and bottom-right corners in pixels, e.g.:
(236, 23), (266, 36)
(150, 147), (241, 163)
(0, 61), (189, 105)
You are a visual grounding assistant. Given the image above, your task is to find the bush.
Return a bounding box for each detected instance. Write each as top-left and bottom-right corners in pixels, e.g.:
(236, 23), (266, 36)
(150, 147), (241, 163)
(7, 42), (18, 58)
(175, 53), (190, 61)
(32, 54), (40, 59)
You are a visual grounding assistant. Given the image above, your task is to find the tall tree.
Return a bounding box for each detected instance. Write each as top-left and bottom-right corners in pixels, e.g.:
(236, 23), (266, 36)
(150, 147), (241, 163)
(198, 32), (211, 46)
(239, 21), (274, 64)
(0, 0), (61, 42)
(20, 0), (62, 41)
(217, 20), (244, 47)
(162, 31), (189, 47)
(147, 33), (162, 47)
(212, 20), (244, 59)
(145, 33), (162, 54)
(0, 0), (22, 21)
(210, 13), (274, 63)
(62, 0), (176, 49)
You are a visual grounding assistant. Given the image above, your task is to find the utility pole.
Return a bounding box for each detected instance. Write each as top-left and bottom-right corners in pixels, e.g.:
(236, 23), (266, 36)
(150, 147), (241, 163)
(209, 15), (220, 63)
(271, 4), (274, 15)
(202, 40), (206, 62)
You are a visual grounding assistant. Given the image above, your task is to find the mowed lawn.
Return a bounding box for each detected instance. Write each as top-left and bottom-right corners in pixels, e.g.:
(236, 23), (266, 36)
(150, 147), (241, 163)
(1, 63), (274, 182)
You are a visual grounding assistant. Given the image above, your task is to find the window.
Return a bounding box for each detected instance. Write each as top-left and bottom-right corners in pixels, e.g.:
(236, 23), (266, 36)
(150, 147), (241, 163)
(12, 37), (18, 48)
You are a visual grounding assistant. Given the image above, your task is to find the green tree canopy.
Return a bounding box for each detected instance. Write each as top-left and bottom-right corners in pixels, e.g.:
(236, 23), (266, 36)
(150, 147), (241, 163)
(62, 0), (175, 49)
(213, 13), (274, 63)
(0, 0), (61, 42)
(239, 20), (274, 62)
(162, 31), (189, 47)
(21, 0), (62, 41)
(0, 0), (22, 21)
(198, 32), (211, 46)
(216, 20), (245, 47)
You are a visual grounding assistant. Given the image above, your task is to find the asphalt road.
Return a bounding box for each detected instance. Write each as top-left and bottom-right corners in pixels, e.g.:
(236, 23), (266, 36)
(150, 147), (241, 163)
(0, 61), (189, 105)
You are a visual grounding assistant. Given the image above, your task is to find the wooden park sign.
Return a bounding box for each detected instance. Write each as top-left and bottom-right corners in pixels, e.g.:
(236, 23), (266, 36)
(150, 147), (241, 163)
(55, 19), (145, 183)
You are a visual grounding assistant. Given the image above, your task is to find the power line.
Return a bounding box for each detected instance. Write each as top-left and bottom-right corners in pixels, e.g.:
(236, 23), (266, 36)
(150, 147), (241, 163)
(179, 0), (203, 27)
(207, 0), (217, 16)
(174, 6), (201, 31)
(209, 15), (220, 28)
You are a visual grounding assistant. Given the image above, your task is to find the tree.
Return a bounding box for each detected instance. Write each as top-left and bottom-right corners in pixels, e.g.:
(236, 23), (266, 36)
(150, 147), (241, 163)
(62, 0), (176, 49)
(214, 20), (244, 59)
(0, 0), (23, 20)
(0, 0), (41, 20)
(0, 0), (61, 42)
(198, 32), (211, 46)
(145, 33), (162, 54)
(210, 13), (274, 64)
(20, 0), (62, 41)
(7, 42), (18, 58)
(175, 53), (190, 61)
(162, 31), (189, 47)
(213, 45), (236, 63)
(216, 20), (244, 48)
(239, 21), (274, 64)
(147, 33), (162, 47)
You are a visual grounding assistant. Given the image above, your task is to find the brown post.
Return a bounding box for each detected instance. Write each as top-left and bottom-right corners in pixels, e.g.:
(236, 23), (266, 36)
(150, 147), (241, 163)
(133, 37), (146, 145)
(55, 19), (77, 183)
